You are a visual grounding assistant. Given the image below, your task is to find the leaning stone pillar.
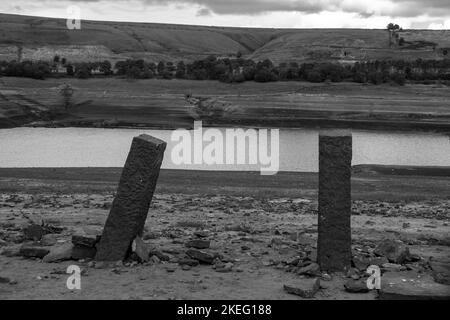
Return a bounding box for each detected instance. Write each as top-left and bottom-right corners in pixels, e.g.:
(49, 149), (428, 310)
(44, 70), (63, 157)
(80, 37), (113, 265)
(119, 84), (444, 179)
(96, 134), (166, 261)
(317, 130), (352, 272)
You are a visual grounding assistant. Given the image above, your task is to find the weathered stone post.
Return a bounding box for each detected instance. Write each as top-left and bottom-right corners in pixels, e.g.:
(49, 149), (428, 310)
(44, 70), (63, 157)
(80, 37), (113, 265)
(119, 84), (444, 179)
(317, 130), (352, 272)
(96, 134), (166, 261)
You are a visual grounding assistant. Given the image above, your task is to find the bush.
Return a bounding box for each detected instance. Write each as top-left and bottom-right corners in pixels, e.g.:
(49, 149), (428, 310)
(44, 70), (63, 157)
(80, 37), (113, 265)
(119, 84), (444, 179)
(254, 68), (278, 82)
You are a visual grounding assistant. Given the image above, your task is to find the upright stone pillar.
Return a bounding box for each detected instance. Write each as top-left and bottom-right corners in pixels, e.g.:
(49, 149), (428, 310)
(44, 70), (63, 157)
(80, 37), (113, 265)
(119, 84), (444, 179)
(96, 134), (166, 261)
(317, 130), (352, 272)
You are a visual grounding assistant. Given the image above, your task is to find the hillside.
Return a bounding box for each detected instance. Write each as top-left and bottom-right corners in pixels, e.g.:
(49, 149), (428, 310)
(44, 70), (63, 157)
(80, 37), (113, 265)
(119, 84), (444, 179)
(0, 13), (449, 64)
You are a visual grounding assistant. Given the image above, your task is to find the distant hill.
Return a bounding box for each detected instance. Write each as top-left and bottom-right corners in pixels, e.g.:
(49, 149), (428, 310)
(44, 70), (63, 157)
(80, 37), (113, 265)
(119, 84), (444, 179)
(1, 13), (449, 64)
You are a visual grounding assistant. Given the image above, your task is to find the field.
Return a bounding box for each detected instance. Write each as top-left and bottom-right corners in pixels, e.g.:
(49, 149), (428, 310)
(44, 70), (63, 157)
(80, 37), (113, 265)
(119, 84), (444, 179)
(1, 77), (450, 131)
(1, 13), (450, 64)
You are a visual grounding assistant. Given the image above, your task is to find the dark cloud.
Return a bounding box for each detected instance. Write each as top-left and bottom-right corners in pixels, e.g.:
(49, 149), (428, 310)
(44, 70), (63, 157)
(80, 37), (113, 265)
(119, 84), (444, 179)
(67, 0), (450, 17)
(196, 7), (211, 16)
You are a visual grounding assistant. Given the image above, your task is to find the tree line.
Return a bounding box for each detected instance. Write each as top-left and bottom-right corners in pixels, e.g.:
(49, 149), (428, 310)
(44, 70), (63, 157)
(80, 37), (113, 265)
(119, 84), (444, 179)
(1, 55), (449, 85)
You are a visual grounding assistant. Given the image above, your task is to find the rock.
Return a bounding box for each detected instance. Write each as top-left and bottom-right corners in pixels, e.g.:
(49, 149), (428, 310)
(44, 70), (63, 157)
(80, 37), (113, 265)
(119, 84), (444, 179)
(380, 271), (450, 300)
(185, 239), (210, 249)
(1, 245), (21, 257)
(344, 279), (370, 293)
(193, 231), (209, 238)
(215, 262), (233, 273)
(321, 273), (333, 281)
(72, 235), (99, 248)
(23, 224), (45, 241)
(297, 262), (320, 276)
(374, 239), (410, 264)
(353, 255), (388, 271)
(71, 245), (96, 260)
(132, 236), (150, 262)
(186, 249), (216, 264)
(284, 278), (321, 298)
(165, 264), (177, 272)
(149, 249), (170, 262)
(20, 244), (50, 259)
(430, 260), (450, 286)
(178, 258), (200, 267)
(0, 276), (12, 284)
(43, 243), (73, 263)
(381, 263), (407, 272)
(40, 234), (59, 246)
(150, 255), (161, 264)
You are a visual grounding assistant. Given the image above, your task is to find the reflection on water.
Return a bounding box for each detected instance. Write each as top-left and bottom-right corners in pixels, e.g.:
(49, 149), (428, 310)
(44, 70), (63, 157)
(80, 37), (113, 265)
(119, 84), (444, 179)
(0, 127), (449, 172)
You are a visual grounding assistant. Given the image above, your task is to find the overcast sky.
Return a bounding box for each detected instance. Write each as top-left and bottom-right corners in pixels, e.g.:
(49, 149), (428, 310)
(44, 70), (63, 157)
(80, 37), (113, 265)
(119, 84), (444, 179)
(2, 0), (450, 29)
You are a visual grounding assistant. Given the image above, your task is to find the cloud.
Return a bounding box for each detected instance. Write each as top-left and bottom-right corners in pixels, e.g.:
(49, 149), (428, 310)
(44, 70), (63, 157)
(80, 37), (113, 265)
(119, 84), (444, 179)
(130, 0), (450, 17)
(196, 7), (211, 16)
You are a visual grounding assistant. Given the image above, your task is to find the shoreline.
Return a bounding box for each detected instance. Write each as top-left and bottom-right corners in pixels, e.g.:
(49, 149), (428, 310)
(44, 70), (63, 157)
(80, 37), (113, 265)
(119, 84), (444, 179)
(1, 166), (449, 201)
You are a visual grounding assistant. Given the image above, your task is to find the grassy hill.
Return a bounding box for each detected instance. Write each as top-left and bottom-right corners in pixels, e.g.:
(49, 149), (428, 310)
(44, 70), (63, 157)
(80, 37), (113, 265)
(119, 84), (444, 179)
(1, 13), (449, 64)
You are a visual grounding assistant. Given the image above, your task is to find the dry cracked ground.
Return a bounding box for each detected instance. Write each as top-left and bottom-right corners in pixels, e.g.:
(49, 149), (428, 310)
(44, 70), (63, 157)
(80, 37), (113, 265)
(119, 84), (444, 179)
(1, 192), (449, 300)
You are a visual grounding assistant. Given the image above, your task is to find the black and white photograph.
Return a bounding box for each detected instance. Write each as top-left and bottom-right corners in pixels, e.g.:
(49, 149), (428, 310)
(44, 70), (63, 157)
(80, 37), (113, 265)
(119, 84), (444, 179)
(0, 0), (449, 305)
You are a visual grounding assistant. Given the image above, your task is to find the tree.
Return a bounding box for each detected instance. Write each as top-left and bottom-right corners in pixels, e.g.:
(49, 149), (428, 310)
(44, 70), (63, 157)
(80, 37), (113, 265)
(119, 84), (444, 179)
(175, 61), (186, 78)
(58, 83), (75, 110)
(387, 23), (401, 47)
(66, 65), (74, 76)
(99, 60), (112, 75)
(157, 61), (165, 75)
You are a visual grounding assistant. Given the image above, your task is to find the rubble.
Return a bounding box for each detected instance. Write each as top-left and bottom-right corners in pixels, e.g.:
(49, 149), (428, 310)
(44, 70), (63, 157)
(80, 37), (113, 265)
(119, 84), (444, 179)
(186, 249), (217, 264)
(344, 279), (370, 293)
(284, 278), (321, 298)
(374, 239), (411, 264)
(185, 239), (210, 249)
(19, 244), (50, 259)
(43, 242), (73, 263)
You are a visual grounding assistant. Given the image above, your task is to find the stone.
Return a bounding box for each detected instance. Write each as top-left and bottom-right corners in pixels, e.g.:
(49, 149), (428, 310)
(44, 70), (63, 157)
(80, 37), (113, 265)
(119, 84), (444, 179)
(40, 234), (59, 246)
(165, 264), (177, 272)
(215, 261), (234, 273)
(284, 278), (321, 298)
(194, 231), (209, 238)
(132, 236), (150, 262)
(344, 279), (370, 293)
(72, 235), (99, 248)
(72, 245), (96, 260)
(178, 258), (200, 267)
(430, 260), (450, 285)
(96, 135), (166, 261)
(317, 130), (352, 272)
(381, 263), (407, 272)
(43, 243), (73, 263)
(185, 239), (210, 249)
(297, 262), (320, 276)
(374, 239), (410, 264)
(380, 271), (450, 300)
(1, 245), (21, 257)
(149, 249), (171, 262)
(19, 244), (50, 259)
(0, 276), (12, 284)
(23, 224), (45, 241)
(186, 249), (216, 264)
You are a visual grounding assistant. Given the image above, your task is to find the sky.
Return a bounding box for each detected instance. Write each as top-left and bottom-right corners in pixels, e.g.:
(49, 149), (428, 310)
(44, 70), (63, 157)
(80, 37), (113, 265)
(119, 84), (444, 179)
(1, 0), (450, 29)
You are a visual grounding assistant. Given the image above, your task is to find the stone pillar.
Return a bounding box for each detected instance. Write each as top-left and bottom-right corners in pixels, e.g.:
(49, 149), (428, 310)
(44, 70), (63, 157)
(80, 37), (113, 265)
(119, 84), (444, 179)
(317, 130), (352, 272)
(96, 134), (166, 261)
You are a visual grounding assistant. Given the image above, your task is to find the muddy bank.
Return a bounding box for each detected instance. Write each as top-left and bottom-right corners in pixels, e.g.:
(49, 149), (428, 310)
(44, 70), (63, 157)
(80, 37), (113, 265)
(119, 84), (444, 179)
(2, 78), (450, 132)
